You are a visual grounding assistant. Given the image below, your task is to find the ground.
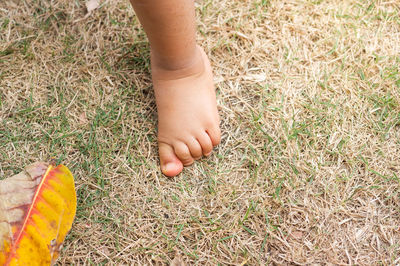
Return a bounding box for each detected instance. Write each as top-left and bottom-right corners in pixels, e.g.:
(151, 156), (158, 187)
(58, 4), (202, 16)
(0, 0), (399, 264)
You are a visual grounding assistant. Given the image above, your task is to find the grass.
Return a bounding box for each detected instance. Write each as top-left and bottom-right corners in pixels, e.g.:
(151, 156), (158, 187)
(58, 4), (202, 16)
(1, 0), (400, 264)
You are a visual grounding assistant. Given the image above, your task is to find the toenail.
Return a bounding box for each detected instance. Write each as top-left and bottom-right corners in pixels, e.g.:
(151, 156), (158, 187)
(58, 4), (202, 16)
(205, 152), (212, 157)
(163, 163), (175, 173)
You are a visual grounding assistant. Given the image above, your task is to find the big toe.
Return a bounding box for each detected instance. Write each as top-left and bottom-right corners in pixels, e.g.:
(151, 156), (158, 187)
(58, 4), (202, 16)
(158, 142), (184, 177)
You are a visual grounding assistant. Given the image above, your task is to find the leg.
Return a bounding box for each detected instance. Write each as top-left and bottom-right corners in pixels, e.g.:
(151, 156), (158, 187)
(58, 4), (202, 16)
(129, 0), (221, 177)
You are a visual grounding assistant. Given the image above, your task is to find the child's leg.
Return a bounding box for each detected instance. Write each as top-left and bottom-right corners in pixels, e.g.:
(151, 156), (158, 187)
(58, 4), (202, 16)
(130, 0), (221, 177)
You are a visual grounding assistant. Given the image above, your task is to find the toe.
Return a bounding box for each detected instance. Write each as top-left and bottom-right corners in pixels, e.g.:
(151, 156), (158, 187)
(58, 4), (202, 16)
(187, 138), (203, 160)
(174, 142), (194, 166)
(158, 142), (184, 177)
(197, 132), (213, 156)
(206, 126), (221, 146)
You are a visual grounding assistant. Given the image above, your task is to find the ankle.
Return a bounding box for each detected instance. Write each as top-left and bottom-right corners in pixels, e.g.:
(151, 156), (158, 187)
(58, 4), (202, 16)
(150, 46), (205, 79)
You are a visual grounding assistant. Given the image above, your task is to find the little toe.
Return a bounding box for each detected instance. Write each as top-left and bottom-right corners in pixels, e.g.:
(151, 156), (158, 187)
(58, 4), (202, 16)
(206, 126), (221, 146)
(174, 142), (195, 166)
(197, 132), (213, 156)
(158, 142), (184, 177)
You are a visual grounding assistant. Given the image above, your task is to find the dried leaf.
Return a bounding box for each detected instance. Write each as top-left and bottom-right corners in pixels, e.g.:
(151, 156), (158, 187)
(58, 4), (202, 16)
(291, 231), (303, 239)
(171, 253), (186, 266)
(0, 162), (77, 265)
(86, 0), (100, 13)
(78, 112), (88, 125)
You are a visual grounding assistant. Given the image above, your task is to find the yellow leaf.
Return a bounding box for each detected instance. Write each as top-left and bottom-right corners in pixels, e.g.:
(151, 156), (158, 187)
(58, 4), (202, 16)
(0, 162), (77, 265)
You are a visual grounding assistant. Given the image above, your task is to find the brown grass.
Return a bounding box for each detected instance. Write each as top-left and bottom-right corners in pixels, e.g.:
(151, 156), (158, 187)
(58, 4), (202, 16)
(1, 0), (400, 264)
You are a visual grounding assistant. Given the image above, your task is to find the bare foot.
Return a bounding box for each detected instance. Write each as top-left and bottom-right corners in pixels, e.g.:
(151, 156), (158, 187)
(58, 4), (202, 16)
(151, 46), (221, 177)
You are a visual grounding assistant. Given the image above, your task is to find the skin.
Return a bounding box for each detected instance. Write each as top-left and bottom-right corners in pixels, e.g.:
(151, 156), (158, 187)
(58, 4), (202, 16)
(129, 0), (221, 177)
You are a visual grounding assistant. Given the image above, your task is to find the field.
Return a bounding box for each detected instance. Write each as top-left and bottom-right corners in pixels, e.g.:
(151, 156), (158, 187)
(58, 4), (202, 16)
(1, 0), (399, 264)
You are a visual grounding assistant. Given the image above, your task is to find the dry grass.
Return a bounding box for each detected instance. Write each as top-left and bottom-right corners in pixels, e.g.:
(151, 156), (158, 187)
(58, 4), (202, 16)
(1, 0), (400, 264)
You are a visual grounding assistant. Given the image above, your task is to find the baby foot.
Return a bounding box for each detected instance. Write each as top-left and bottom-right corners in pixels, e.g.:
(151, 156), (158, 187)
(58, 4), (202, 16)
(151, 46), (221, 177)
